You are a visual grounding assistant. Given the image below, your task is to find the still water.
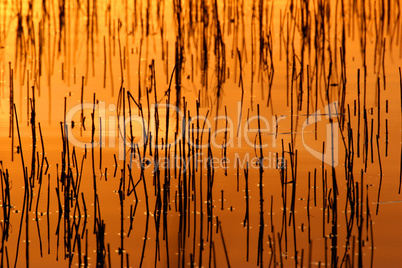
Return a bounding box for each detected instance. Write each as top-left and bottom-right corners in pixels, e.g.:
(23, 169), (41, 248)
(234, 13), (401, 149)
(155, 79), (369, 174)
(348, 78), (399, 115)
(0, 0), (402, 267)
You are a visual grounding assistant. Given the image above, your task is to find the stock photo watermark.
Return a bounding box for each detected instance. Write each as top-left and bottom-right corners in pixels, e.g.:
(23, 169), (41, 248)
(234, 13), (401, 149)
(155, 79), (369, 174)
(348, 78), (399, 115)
(64, 101), (339, 167)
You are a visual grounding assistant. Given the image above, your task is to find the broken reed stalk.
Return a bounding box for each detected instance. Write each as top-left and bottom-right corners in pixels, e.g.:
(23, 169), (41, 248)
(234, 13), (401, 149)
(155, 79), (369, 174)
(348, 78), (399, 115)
(243, 162), (250, 261)
(375, 134), (383, 215)
(237, 48), (244, 138)
(9, 63), (14, 162)
(256, 104), (264, 267)
(219, 222), (230, 267)
(377, 77), (381, 138)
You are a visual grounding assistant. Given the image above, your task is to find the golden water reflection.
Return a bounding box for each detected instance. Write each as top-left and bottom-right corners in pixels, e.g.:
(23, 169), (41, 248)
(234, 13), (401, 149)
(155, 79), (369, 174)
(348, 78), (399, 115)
(0, 0), (401, 267)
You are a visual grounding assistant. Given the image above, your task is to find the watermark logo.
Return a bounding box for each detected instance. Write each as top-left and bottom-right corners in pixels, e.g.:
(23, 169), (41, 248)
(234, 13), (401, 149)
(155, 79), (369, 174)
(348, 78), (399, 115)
(64, 101), (339, 168)
(126, 152), (286, 171)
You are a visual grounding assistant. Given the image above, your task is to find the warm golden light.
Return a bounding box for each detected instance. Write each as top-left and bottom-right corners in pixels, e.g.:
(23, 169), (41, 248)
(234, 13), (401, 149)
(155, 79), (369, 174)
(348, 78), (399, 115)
(0, 0), (401, 266)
